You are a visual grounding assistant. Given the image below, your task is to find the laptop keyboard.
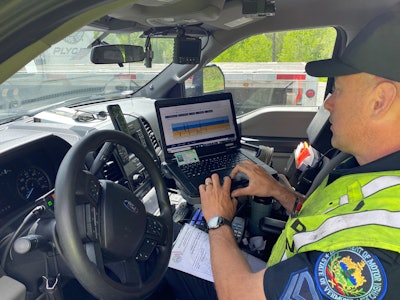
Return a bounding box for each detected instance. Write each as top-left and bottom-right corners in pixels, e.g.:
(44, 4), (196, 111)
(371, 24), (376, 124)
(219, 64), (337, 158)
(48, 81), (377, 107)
(179, 152), (246, 178)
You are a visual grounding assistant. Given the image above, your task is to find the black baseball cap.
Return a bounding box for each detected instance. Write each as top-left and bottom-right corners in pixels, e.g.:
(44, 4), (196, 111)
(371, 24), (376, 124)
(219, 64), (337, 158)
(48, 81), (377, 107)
(306, 10), (400, 82)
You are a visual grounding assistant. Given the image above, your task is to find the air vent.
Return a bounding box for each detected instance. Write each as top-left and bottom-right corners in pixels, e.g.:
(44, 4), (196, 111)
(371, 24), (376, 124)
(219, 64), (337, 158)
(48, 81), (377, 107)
(140, 117), (162, 156)
(103, 159), (129, 188)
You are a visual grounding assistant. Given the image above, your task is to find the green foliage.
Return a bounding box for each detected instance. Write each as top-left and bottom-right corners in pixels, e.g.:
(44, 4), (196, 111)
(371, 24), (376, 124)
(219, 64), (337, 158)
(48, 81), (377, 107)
(278, 28), (336, 62)
(213, 27), (336, 63)
(203, 66), (225, 93)
(213, 35), (272, 62)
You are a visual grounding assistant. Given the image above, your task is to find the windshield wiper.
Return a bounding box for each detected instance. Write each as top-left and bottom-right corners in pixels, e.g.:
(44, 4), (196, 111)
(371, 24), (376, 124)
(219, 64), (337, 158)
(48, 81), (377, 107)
(0, 114), (29, 125)
(25, 93), (117, 116)
(66, 91), (132, 107)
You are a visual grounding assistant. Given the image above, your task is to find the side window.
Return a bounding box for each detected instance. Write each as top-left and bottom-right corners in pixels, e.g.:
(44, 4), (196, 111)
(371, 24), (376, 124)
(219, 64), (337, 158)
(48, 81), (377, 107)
(215, 28), (336, 116)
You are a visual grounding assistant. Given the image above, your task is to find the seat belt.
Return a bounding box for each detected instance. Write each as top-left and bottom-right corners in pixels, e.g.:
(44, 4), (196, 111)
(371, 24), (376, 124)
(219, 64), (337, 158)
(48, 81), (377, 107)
(305, 151), (351, 197)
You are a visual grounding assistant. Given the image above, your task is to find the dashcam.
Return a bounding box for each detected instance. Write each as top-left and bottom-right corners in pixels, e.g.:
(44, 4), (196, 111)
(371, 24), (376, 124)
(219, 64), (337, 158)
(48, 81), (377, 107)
(173, 37), (201, 64)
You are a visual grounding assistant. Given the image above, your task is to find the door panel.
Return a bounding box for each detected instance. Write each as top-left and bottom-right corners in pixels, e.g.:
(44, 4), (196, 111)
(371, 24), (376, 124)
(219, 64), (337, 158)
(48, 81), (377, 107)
(238, 107), (318, 173)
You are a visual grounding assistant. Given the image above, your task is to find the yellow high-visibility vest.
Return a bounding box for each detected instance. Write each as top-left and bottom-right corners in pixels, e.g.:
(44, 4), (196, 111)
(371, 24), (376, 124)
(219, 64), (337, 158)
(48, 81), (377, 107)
(268, 171), (400, 267)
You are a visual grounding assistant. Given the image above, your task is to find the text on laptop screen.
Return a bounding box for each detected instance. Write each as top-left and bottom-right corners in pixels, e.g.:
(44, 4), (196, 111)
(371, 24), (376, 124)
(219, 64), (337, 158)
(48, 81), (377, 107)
(158, 98), (237, 154)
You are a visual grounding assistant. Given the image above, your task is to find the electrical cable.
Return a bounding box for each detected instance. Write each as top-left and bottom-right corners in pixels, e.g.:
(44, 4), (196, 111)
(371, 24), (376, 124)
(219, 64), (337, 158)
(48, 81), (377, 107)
(0, 205), (45, 269)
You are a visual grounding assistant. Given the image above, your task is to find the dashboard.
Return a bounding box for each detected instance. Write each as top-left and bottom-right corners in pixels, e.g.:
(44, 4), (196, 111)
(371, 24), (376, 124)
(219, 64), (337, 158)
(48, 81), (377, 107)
(0, 97), (163, 227)
(0, 133), (71, 225)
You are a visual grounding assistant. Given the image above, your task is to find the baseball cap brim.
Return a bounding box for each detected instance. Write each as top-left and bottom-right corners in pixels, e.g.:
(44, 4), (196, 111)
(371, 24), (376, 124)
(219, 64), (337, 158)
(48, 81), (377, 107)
(305, 58), (361, 78)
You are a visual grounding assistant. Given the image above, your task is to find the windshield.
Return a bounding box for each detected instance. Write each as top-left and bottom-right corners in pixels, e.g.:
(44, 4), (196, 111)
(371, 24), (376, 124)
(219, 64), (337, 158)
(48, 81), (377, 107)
(0, 30), (173, 124)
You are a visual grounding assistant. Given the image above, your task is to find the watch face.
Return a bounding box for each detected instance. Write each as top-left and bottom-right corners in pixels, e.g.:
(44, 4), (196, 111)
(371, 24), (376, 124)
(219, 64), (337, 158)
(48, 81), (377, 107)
(208, 216), (220, 229)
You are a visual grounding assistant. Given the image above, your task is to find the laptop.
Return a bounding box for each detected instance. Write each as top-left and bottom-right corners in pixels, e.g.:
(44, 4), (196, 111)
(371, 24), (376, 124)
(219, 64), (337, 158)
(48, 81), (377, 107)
(155, 92), (277, 203)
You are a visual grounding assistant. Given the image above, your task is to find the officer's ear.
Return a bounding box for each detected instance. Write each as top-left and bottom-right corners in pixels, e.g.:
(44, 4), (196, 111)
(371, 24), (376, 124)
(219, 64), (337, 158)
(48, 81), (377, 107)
(370, 81), (397, 118)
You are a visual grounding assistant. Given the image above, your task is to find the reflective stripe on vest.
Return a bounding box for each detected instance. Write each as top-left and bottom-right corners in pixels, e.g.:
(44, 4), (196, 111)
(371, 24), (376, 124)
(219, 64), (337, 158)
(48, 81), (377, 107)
(293, 210), (400, 250)
(293, 175), (400, 250)
(362, 175), (400, 197)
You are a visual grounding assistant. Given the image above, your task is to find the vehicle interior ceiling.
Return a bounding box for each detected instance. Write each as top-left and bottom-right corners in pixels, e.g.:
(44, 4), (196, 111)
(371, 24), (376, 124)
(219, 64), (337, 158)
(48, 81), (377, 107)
(3, 0), (400, 299)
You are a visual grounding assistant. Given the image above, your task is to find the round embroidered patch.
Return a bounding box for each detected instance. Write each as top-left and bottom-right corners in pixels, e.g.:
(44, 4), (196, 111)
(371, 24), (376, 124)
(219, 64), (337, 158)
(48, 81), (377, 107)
(314, 247), (387, 300)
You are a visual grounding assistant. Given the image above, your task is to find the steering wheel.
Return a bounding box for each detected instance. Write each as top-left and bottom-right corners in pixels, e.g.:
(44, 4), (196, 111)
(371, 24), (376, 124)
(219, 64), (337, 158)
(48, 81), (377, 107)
(54, 129), (173, 299)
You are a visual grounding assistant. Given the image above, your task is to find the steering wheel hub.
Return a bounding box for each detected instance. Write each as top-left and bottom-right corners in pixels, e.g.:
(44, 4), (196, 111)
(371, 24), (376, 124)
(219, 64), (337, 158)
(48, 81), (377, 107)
(100, 180), (147, 259)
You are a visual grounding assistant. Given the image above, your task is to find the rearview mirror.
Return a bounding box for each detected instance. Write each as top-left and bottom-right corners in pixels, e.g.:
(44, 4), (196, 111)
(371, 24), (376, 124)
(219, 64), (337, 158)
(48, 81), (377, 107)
(90, 45), (145, 64)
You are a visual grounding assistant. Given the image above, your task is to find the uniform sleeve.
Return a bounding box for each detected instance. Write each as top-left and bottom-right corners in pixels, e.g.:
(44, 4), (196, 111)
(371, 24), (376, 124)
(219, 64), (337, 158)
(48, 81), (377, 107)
(263, 247), (399, 299)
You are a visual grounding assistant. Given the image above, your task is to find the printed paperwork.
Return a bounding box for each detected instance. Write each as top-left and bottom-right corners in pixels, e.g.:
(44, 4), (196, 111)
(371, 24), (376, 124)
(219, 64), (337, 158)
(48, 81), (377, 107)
(168, 223), (266, 282)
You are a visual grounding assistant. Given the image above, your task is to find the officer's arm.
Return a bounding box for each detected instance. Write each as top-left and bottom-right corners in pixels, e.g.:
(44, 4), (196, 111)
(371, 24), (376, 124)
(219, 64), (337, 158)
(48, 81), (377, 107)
(208, 225), (267, 300)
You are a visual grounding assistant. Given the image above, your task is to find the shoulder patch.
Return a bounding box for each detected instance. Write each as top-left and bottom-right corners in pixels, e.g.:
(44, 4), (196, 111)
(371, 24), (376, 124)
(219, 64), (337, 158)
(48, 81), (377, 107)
(281, 268), (321, 300)
(314, 247), (387, 300)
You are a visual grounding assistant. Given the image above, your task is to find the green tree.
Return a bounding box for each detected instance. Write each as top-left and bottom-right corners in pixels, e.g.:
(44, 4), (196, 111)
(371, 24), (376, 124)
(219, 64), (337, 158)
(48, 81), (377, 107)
(213, 34), (272, 62)
(151, 38), (174, 63)
(264, 32), (286, 61)
(213, 28), (336, 63)
(278, 28), (336, 62)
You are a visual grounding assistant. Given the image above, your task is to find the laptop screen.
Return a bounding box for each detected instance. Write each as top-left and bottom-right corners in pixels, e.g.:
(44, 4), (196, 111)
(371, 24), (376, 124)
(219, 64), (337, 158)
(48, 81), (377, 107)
(155, 93), (239, 157)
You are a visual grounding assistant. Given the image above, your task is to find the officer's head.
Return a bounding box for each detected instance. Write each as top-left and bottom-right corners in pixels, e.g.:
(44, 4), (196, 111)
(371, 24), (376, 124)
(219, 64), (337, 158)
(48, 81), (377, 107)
(305, 10), (400, 164)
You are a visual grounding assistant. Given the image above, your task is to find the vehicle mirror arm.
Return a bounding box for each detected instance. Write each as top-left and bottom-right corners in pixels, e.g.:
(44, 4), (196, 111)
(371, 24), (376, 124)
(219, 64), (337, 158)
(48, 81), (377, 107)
(144, 36), (153, 68)
(88, 32), (110, 48)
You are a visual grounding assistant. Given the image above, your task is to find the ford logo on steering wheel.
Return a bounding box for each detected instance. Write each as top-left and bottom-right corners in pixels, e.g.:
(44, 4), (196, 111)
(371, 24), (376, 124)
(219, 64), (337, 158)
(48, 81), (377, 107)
(123, 200), (139, 214)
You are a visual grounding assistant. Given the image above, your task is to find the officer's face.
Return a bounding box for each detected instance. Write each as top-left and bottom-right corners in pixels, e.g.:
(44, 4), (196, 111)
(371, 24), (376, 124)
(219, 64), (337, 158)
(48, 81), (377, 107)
(324, 73), (374, 155)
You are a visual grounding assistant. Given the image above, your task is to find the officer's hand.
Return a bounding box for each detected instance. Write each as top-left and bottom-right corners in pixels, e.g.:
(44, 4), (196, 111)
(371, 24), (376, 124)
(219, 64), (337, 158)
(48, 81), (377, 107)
(199, 173), (237, 222)
(230, 160), (281, 199)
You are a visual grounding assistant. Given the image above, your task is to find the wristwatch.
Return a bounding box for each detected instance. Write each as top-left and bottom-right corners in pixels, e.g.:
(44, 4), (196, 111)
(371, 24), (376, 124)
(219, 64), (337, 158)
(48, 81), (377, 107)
(207, 216), (232, 230)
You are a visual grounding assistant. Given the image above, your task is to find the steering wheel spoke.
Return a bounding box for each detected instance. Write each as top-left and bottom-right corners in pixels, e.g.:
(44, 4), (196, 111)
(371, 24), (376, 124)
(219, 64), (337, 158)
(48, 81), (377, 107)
(74, 201), (101, 243)
(106, 259), (143, 286)
(75, 170), (101, 205)
(135, 213), (170, 261)
(144, 214), (168, 245)
(84, 241), (105, 270)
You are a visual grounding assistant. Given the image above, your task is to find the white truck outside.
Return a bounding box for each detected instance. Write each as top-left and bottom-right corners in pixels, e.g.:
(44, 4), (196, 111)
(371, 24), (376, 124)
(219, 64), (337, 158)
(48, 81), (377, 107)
(215, 62), (319, 115)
